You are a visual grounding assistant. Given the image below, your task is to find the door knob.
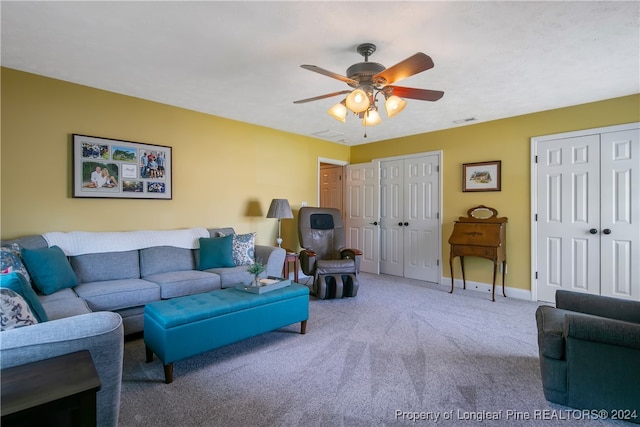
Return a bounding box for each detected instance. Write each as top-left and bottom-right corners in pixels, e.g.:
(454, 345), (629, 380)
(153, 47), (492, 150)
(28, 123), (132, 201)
(398, 222), (404, 227)
(589, 228), (598, 234)
(369, 221), (378, 226)
(403, 222), (409, 226)
(603, 228), (612, 235)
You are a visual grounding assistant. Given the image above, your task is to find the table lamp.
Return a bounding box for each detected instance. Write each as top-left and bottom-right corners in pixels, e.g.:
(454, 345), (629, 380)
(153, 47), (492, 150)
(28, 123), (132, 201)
(266, 199), (293, 248)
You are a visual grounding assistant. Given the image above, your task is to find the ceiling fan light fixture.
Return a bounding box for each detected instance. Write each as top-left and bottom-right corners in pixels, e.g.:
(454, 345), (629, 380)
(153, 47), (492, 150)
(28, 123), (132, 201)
(327, 100), (348, 123)
(345, 88), (370, 113)
(384, 95), (407, 118)
(362, 108), (382, 126)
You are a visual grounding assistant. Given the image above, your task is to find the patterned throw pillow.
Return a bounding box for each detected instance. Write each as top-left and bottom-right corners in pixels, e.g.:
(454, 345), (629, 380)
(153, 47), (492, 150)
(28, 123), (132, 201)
(1, 243), (32, 284)
(232, 233), (256, 266)
(0, 288), (38, 331)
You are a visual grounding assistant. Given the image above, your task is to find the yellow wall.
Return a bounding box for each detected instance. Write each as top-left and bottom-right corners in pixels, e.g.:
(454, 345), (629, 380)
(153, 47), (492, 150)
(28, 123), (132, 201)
(0, 68), (350, 247)
(2, 67), (638, 293)
(351, 94), (640, 291)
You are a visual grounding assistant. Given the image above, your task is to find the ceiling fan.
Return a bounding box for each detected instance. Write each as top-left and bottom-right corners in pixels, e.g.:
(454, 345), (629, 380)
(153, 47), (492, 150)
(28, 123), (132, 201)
(294, 43), (444, 129)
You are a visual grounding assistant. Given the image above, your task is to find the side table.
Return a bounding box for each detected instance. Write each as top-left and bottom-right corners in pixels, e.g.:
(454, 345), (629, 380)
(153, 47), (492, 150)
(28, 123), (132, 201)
(1, 350), (101, 427)
(283, 251), (299, 282)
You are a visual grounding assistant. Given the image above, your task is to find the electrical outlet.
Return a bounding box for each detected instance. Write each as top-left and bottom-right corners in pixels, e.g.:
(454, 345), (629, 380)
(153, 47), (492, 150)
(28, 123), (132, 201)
(301, 201), (307, 207)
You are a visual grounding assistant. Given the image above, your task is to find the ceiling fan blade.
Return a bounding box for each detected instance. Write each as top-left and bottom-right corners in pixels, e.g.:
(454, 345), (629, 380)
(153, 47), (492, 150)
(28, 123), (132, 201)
(293, 90), (352, 104)
(373, 53), (434, 86)
(385, 86), (444, 101)
(300, 65), (359, 86)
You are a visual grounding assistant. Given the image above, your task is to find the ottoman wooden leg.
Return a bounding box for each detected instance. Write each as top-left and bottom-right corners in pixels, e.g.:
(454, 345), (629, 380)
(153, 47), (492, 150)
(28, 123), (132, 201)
(300, 320), (307, 334)
(164, 363), (174, 384)
(145, 345), (153, 363)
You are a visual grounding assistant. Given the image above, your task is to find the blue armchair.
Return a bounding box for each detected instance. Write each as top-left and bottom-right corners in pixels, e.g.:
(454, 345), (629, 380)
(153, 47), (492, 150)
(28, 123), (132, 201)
(535, 290), (640, 423)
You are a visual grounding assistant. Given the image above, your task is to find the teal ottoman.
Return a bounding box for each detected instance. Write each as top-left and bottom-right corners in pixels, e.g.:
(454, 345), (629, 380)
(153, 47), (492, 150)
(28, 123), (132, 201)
(144, 283), (309, 383)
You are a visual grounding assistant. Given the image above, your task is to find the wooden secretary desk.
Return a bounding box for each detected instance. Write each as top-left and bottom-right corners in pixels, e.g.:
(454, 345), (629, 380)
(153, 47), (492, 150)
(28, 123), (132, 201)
(448, 205), (507, 301)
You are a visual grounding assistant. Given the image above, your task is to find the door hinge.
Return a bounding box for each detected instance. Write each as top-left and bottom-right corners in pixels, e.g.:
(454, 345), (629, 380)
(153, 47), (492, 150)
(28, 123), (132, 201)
(436, 165), (440, 172)
(339, 175), (342, 181)
(437, 259), (440, 266)
(535, 155), (538, 163)
(437, 212), (440, 219)
(535, 272), (538, 279)
(535, 213), (538, 221)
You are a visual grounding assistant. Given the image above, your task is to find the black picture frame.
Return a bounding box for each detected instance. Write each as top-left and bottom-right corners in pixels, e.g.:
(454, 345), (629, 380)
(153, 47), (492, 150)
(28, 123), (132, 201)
(72, 134), (172, 199)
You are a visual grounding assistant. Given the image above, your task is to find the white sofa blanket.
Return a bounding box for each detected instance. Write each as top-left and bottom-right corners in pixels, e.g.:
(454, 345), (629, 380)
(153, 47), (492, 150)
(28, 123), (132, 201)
(43, 228), (210, 256)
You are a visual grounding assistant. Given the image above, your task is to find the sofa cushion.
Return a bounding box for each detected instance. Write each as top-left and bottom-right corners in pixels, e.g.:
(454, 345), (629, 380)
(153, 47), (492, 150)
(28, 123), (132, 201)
(140, 246), (195, 276)
(21, 246), (78, 295)
(0, 288), (38, 330)
(144, 270), (221, 299)
(198, 236), (234, 269)
(74, 278), (160, 311)
(204, 265), (253, 288)
(231, 232), (256, 266)
(40, 296), (92, 321)
(0, 272), (48, 323)
(37, 287), (78, 303)
(70, 250), (140, 283)
(1, 243), (32, 283)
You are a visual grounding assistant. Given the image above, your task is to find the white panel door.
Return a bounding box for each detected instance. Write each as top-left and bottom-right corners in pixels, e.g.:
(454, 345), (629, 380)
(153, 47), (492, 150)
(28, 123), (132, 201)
(536, 126), (640, 302)
(536, 135), (601, 302)
(380, 159), (403, 276)
(345, 162), (380, 274)
(403, 156), (440, 282)
(380, 155), (441, 282)
(600, 129), (640, 299)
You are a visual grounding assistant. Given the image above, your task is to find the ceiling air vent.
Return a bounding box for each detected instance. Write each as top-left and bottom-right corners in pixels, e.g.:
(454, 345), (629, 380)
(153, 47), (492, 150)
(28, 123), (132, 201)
(452, 117), (477, 124)
(312, 130), (346, 140)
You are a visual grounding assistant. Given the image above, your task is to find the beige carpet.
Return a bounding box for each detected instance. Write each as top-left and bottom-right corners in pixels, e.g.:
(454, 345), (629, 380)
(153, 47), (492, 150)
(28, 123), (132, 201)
(118, 273), (626, 426)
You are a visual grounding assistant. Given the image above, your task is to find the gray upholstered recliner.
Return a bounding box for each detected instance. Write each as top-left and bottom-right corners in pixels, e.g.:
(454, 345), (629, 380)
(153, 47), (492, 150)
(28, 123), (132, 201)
(535, 290), (640, 423)
(298, 207), (362, 299)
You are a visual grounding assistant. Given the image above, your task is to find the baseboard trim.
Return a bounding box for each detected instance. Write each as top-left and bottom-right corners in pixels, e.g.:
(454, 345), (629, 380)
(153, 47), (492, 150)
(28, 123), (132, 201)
(442, 277), (532, 301)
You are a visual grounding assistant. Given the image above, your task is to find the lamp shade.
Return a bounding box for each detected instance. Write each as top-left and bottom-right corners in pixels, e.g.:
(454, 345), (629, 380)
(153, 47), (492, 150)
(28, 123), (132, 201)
(362, 109), (382, 126)
(328, 101), (347, 123)
(384, 95), (407, 118)
(345, 88), (370, 113)
(266, 199), (293, 219)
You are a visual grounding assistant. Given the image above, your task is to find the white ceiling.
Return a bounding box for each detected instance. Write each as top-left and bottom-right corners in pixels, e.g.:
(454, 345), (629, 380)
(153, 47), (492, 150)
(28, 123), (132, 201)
(2, 1), (639, 145)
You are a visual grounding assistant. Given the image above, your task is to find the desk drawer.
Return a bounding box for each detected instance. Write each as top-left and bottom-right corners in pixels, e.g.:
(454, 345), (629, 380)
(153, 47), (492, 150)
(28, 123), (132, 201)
(451, 245), (495, 259)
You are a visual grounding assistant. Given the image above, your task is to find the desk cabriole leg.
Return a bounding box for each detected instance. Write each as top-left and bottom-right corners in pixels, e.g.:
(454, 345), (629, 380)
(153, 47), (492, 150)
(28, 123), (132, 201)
(491, 262), (498, 302)
(449, 256), (455, 294)
(502, 261), (507, 297)
(460, 256), (466, 290)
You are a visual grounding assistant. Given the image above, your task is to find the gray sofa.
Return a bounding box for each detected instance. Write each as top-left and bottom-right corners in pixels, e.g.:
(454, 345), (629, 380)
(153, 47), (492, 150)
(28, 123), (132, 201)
(535, 290), (640, 423)
(4, 227), (285, 334)
(0, 227), (285, 427)
(1, 312), (124, 427)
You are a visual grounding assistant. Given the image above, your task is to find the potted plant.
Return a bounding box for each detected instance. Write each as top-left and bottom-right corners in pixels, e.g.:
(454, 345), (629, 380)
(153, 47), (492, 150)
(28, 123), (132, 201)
(247, 261), (266, 287)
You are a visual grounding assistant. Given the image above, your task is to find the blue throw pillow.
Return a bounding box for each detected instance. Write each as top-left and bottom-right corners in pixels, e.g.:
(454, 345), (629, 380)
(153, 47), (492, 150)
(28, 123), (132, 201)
(21, 246), (78, 295)
(198, 235), (234, 270)
(0, 272), (48, 322)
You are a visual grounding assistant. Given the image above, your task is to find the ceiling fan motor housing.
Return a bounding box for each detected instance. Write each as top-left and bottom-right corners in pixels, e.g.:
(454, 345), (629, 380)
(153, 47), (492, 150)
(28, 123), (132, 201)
(346, 62), (386, 89)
